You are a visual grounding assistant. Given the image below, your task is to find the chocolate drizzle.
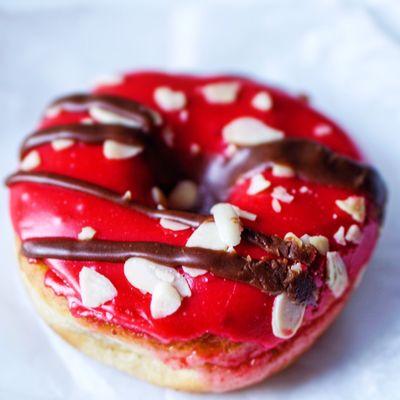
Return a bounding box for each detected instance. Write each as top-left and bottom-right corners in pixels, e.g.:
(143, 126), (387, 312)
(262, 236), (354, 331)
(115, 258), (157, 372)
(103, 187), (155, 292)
(203, 138), (387, 221)
(21, 237), (317, 305)
(6, 172), (206, 228)
(20, 124), (149, 157)
(48, 93), (161, 132)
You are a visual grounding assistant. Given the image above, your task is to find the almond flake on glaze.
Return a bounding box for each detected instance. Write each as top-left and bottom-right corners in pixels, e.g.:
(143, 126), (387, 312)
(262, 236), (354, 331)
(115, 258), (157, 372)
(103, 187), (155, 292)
(150, 282), (182, 319)
(247, 173), (271, 195)
(168, 180), (198, 210)
(335, 196), (366, 223)
(346, 224), (363, 244)
(272, 293), (306, 339)
(272, 198), (282, 213)
(222, 117), (284, 146)
(124, 257), (191, 298)
(51, 139), (74, 151)
(154, 87), (186, 111)
(78, 226), (96, 241)
(326, 251), (349, 298)
(160, 218), (190, 231)
(251, 91), (273, 111)
(79, 267), (117, 308)
(272, 163), (295, 178)
(211, 203), (242, 247)
(271, 186), (294, 203)
(201, 82), (240, 104)
(21, 150), (41, 171)
(183, 221), (228, 277)
(103, 140), (143, 159)
(151, 187), (167, 207)
(284, 232), (303, 248)
(333, 226), (346, 246)
(89, 106), (141, 128)
(232, 205), (257, 221)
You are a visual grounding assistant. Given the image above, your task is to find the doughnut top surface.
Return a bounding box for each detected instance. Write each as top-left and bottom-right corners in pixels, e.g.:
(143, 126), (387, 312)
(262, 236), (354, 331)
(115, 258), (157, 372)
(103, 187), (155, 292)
(8, 72), (386, 348)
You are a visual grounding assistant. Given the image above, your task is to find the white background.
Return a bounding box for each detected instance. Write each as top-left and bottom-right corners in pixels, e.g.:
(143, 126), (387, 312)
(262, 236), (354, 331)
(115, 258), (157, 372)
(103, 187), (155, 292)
(1, 0), (400, 399)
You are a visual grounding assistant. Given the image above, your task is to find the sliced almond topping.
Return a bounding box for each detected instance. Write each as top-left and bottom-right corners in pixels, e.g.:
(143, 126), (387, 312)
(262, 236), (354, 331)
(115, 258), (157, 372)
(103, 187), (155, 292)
(90, 107), (140, 128)
(45, 105), (61, 118)
(272, 293), (306, 339)
(299, 186), (310, 194)
(122, 190), (132, 201)
(160, 218), (190, 231)
(150, 282), (182, 319)
(251, 91), (273, 111)
(326, 251), (348, 298)
(168, 180), (198, 210)
(284, 232), (303, 248)
(222, 117), (284, 146)
(103, 140), (143, 160)
(124, 257), (191, 298)
(346, 224), (363, 244)
(79, 267), (117, 308)
(232, 205), (257, 221)
(201, 82), (240, 104)
(272, 163), (295, 178)
(51, 139), (74, 151)
(314, 123), (332, 137)
(78, 226), (96, 241)
(151, 187), (167, 207)
(154, 86), (186, 111)
(271, 186), (294, 203)
(271, 198), (282, 213)
(247, 173), (271, 195)
(186, 221), (228, 251)
(211, 203), (242, 247)
(335, 196), (366, 223)
(308, 235), (329, 255)
(21, 150), (41, 171)
(333, 226), (346, 246)
(290, 262), (303, 273)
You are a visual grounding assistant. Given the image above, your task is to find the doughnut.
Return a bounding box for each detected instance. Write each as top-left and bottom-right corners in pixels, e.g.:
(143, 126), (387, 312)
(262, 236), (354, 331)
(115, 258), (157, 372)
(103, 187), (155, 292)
(6, 72), (387, 392)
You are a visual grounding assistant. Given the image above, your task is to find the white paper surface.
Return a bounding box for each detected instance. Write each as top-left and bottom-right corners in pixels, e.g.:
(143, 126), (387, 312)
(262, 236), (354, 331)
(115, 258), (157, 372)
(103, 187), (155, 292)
(1, 0), (400, 399)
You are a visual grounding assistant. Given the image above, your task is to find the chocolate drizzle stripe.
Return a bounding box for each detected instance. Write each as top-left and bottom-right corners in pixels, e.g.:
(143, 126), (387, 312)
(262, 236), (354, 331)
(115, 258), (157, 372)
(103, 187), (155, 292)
(48, 93), (161, 132)
(22, 238), (316, 304)
(20, 124), (149, 157)
(203, 138), (387, 221)
(6, 172), (206, 228)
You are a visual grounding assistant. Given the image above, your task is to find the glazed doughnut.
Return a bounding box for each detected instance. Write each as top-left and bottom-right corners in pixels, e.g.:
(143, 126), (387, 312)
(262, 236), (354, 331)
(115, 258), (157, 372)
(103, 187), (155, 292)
(6, 72), (386, 392)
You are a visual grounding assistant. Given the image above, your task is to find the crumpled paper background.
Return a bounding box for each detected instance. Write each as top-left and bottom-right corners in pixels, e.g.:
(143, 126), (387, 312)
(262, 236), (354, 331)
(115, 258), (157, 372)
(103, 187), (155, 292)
(1, 0), (400, 399)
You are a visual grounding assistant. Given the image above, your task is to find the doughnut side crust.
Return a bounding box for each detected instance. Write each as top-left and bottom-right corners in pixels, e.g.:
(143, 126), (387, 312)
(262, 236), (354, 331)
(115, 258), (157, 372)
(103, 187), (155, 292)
(18, 245), (357, 392)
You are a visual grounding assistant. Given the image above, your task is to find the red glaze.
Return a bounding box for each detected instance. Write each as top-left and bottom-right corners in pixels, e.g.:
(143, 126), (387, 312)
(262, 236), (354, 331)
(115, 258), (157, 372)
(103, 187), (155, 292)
(9, 72), (380, 350)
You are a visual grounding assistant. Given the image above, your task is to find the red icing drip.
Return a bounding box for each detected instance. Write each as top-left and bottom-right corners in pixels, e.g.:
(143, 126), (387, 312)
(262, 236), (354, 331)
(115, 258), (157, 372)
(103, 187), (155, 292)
(10, 72), (379, 349)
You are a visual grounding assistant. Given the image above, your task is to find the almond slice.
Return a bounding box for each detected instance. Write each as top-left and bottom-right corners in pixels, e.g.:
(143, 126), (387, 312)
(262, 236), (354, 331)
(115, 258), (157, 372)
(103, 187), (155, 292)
(272, 293), (306, 339)
(51, 139), (74, 151)
(21, 150), (41, 171)
(326, 251), (349, 298)
(150, 282), (182, 319)
(79, 267), (117, 308)
(89, 106), (141, 128)
(168, 180), (198, 210)
(78, 226), (96, 241)
(232, 205), (257, 221)
(201, 82), (240, 104)
(222, 117), (284, 146)
(346, 224), (363, 244)
(103, 140), (143, 159)
(160, 218), (190, 231)
(211, 203), (242, 247)
(154, 87), (186, 111)
(251, 91), (273, 111)
(272, 163), (295, 178)
(333, 226), (346, 245)
(247, 173), (271, 195)
(335, 196), (366, 223)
